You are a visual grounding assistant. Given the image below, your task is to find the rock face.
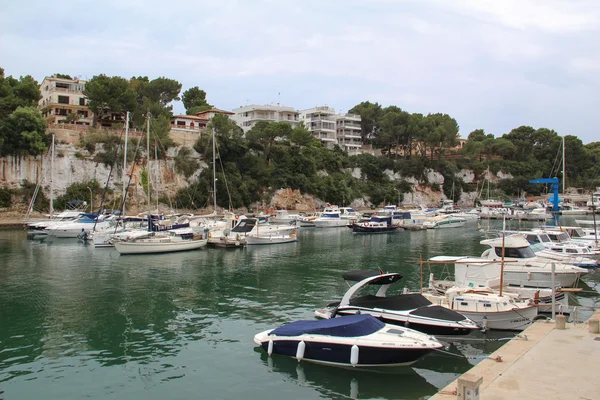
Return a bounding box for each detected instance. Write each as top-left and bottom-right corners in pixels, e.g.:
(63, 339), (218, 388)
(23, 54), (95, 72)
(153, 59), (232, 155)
(0, 129), (514, 211)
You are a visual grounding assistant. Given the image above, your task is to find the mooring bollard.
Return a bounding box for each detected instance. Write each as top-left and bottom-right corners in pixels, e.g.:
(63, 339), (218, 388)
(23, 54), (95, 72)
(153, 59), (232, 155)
(589, 318), (599, 334)
(555, 314), (566, 330)
(457, 373), (482, 400)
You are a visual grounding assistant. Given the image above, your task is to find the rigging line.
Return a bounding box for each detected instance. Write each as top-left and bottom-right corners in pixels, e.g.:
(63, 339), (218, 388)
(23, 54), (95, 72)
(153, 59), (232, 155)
(93, 126), (128, 231)
(113, 128), (146, 235)
(214, 139), (234, 211)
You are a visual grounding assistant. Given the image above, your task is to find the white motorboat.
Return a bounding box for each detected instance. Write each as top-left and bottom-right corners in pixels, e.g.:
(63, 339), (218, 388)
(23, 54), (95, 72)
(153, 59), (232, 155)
(312, 207), (349, 228)
(421, 286), (538, 331)
(254, 314), (443, 367)
(268, 210), (301, 225)
(315, 270), (480, 336)
(423, 215), (467, 229)
(25, 210), (85, 239)
(211, 218), (295, 247)
(113, 228), (208, 255)
(478, 235), (588, 288)
(46, 213), (112, 238)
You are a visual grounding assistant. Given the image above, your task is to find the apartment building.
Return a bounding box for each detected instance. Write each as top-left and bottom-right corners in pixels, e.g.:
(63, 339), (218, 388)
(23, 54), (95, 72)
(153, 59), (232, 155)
(299, 106), (339, 149)
(335, 113), (363, 153)
(230, 104), (300, 133)
(38, 75), (92, 126)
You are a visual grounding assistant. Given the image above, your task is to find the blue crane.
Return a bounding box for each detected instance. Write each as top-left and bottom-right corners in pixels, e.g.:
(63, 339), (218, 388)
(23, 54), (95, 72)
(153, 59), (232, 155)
(529, 177), (560, 212)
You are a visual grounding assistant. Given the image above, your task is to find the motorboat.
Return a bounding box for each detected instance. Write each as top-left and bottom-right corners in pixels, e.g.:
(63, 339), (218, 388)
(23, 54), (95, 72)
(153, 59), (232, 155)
(45, 213), (112, 238)
(421, 286), (538, 331)
(113, 227), (208, 255)
(352, 215), (400, 234)
(254, 314), (443, 367)
(315, 270), (480, 335)
(312, 207), (349, 228)
(208, 217), (294, 246)
(423, 214), (467, 229)
(25, 210), (85, 239)
(268, 209), (301, 225)
(478, 235), (589, 288)
(485, 229), (600, 266)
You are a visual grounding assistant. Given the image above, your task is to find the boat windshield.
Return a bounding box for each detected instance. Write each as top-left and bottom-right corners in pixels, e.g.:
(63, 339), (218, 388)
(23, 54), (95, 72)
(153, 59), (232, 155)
(494, 246), (536, 258)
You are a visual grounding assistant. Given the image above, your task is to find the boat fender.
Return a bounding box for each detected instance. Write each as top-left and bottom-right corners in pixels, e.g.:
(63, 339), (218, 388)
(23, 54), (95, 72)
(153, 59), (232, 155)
(350, 345), (359, 366)
(296, 341), (305, 361)
(236, 234), (241, 241)
(267, 339), (274, 356)
(208, 232), (212, 238)
(527, 271), (532, 281)
(482, 315), (488, 330)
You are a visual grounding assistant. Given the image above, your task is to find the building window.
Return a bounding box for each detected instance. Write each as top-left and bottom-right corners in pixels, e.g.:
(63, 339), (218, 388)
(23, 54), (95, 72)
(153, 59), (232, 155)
(79, 97), (85, 106)
(177, 121), (186, 126)
(58, 95), (69, 104)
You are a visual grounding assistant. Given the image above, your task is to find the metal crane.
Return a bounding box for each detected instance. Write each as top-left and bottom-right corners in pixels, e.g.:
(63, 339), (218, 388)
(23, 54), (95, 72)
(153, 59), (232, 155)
(529, 177), (560, 212)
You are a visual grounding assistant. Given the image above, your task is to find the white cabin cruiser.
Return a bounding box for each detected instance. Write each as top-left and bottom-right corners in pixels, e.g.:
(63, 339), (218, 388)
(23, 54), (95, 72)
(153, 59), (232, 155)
(478, 235), (588, 288)
(254, 314), (443, 367)
(423, 214), (467, 229)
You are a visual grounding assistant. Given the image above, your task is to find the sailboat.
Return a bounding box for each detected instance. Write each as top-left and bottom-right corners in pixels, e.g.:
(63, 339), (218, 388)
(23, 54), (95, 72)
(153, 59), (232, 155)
(113, 114), (208, 255)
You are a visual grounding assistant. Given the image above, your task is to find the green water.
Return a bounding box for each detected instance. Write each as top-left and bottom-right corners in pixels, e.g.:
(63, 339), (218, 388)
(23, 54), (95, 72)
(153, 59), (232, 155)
(1, 221), (598, 400)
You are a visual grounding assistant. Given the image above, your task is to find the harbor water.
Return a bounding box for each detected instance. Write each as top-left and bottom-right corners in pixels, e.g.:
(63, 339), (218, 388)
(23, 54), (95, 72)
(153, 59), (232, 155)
(1, 217), (599, 400)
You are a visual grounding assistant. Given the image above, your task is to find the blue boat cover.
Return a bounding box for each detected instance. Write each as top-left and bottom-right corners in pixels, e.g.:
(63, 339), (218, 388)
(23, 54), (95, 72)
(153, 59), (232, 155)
(269, 314), (385, 337)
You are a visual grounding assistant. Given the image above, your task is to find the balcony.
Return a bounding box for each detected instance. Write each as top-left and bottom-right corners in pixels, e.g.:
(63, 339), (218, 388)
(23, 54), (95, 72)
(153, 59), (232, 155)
(50, 87), (84, 94)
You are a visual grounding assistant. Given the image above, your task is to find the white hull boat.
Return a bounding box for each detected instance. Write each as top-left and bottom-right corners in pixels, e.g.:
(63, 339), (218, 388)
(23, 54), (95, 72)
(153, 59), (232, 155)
(245, 232), (298, 245)
(114, 237), (208, 254)
(254, 314), (443, 367)
(421, 286), (538, 331)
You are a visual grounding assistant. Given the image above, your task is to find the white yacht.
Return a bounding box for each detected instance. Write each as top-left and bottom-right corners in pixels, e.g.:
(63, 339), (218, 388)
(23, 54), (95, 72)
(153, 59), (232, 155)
(478, 235), (588, 288)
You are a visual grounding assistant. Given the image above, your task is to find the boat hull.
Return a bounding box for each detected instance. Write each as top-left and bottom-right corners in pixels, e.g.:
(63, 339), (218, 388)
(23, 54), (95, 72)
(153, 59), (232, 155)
(457, 306), (538, 331)
(245, 235), (297, 245)
(503, 270), (583, 288)
(113, 239), (208, 255)
(352, 226), (399, 234)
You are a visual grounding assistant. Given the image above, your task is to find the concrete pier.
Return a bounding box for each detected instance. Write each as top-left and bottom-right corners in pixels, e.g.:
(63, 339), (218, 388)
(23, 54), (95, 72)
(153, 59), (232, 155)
(430, 309), (600, 400)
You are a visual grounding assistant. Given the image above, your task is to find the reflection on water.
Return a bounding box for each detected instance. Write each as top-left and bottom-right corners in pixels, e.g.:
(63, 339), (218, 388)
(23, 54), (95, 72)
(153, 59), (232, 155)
(254, 348), (437, 400)
(0, 217), (599, 399)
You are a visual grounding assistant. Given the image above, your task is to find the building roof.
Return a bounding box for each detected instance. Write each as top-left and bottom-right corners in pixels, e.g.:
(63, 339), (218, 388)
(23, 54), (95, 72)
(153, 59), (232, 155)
(194, 106), (234, 116)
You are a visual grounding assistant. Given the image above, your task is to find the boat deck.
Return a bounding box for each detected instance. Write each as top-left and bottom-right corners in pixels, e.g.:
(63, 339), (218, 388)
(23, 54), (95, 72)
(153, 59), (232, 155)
(430, 309), (600, 400)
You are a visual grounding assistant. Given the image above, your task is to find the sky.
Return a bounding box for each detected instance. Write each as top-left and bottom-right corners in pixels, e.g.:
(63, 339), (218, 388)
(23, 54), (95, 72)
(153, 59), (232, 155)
(1, 0), (599, 143)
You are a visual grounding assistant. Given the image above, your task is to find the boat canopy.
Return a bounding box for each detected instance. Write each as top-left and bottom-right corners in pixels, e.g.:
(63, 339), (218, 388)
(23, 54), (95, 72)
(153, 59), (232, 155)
(269, 314), (384, 337)
(342, 270), (403, 284)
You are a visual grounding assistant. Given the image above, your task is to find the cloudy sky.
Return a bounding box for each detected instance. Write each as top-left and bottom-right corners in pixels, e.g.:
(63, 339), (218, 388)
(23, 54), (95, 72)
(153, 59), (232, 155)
(2, 0), (599, 143)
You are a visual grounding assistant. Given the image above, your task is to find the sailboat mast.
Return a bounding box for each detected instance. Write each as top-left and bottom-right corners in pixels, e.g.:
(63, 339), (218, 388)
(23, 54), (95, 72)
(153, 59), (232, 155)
(212, 126), (217, 212)
(50, 134), (55, 215)
(146, 113), (151, 210)
(562, 136), (566, 194)
(499, 215), (506, 297)
(122, 111), (129, 216)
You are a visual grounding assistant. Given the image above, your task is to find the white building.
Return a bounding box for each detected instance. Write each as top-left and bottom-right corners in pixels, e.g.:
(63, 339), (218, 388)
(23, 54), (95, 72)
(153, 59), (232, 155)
(335, 113), (363, 153)
(38, 75), (93, 126)
(230, 104), (300, 133)
(299, 106), (338, 148)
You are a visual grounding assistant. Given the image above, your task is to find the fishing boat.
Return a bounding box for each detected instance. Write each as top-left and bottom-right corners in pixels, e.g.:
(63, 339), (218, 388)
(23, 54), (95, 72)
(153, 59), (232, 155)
(254, 314), (443, 367)
(421, 286), (538, 331)
(315, 270), (480, 335)
(245, 228), (298, 245)
(113, 227), (208, 255)
(352, 215), (400, 234)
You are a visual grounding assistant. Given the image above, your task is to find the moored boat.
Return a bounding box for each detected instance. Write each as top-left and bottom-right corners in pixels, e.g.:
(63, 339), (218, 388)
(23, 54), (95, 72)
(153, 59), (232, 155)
(254, 314), (443, 367)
